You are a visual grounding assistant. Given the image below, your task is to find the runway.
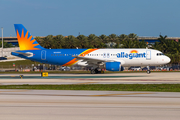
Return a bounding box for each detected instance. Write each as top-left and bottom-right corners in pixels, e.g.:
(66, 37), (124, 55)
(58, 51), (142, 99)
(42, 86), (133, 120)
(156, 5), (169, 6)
(1, 72), (180, 120)
(0, 89), (180, 120)
(0, 72), (180, 85)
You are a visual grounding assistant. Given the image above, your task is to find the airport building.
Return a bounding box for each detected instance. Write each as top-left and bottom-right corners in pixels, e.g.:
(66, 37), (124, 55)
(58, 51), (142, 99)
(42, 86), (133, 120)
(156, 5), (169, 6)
(0, 47), (19, 58)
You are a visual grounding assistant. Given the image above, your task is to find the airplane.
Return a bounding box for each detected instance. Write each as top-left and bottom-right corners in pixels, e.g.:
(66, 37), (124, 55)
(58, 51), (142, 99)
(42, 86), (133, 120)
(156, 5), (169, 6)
(11, 24), (171, 74)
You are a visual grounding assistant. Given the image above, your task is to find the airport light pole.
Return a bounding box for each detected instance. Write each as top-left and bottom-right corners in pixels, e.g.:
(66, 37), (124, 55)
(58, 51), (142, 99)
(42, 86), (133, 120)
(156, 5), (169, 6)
(1, 27), (3, 57)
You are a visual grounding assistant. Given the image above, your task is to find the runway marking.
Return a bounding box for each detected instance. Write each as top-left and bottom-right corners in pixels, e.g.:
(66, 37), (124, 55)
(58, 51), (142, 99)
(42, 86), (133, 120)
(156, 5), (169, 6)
(57, 79), (180, 82)
(90, 92), (153, 97)
(0, 90), (29, 93)
(77, 82), (97, 85)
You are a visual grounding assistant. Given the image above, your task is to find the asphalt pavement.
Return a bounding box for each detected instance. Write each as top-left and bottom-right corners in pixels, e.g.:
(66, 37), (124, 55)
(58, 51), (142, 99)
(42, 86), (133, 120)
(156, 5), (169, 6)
(0, 90), (180, 120)
(0, 72), (180, 85)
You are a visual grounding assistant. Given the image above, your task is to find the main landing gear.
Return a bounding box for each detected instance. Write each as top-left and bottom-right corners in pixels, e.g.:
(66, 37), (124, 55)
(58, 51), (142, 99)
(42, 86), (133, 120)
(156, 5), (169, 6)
(91, 68), (104, 74)
(147, 66), (151, 74)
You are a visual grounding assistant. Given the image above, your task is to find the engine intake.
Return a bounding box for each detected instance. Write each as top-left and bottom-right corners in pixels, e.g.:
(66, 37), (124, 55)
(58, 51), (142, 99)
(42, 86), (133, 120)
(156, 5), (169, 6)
(105, 62), (124, 71)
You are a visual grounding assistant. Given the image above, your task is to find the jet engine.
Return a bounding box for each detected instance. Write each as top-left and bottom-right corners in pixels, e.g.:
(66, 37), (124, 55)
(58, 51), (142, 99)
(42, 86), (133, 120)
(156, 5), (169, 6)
(105, 62), (124, 71)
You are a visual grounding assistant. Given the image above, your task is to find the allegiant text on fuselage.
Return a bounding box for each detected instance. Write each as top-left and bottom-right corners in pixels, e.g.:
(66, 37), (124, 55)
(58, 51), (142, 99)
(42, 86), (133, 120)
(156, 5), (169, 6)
(117, 52), (146, 59)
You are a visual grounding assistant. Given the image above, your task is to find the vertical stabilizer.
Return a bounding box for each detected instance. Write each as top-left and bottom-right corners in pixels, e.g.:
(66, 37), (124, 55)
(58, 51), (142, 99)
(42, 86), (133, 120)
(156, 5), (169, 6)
(14, 24), (44, 50)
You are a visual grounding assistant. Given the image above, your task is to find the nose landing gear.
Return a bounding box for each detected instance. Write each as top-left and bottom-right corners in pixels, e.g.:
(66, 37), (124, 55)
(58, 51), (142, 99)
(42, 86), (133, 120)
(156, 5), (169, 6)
(147, 66), (151, 74)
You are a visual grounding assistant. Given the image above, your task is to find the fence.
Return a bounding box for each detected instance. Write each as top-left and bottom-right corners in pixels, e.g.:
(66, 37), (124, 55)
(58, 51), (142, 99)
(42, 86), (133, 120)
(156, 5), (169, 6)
(0, 64), (88, 72)
(0, 63), (179, 72)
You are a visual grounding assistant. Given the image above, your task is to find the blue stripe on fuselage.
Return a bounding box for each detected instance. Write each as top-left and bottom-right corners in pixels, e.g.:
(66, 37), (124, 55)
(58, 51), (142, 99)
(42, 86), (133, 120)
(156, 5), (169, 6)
(12, 49), (88, 65)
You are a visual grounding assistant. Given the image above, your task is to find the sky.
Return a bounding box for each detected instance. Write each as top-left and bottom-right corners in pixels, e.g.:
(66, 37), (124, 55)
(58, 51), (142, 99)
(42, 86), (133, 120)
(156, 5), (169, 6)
(0, 0), (180, 37)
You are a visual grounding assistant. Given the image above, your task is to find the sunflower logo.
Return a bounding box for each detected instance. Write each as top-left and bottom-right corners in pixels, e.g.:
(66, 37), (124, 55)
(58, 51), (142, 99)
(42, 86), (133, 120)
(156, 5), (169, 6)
(16, 29), (40, 50)
(130, 50), (138, 53)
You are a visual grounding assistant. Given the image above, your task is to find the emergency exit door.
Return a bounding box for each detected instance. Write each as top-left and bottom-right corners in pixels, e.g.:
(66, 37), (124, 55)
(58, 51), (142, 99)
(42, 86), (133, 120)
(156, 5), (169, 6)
(146, 50), (151, 60)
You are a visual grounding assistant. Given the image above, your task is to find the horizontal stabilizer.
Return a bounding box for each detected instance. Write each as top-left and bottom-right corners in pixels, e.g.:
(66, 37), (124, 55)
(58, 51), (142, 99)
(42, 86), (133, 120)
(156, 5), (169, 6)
(11, 52), (32, 57)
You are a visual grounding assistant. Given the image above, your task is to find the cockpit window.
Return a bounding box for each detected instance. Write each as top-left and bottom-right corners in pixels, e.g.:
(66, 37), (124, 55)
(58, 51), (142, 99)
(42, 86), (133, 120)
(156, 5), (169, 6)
(157, 53), (164, 56)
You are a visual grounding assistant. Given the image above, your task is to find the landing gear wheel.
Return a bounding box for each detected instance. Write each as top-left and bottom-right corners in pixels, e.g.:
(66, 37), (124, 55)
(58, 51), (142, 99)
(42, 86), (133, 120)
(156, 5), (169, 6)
(147, 70), (151, 74)
(91, 69), (96, 74)
(95, 69), (99, 74)
(91, 68), (104, 74)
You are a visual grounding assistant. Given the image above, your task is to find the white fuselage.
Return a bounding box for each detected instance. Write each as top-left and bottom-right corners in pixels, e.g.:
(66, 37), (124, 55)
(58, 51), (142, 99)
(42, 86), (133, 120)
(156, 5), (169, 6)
(75, 49), (170, 67)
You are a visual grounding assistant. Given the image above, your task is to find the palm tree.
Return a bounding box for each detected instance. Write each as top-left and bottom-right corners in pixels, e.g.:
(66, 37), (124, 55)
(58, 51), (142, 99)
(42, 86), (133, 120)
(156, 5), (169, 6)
(88, 34), (97, 48)
(157, 35), (168, 53)
(65, 35), (77, 48)
(121, 39), (135, 48)
(99, 34), (108, 43)
(42, 35), (54, 48)
(99, 34), (107, 40)
(54, 35), (65, 48)
(35, 36), (43, 46)
(128, 33), (138, 40)
(108, 34), (117, 41)
(134, 40), (147, 48)
(77, 35), (88, 48)
(119, 34), (128, 40)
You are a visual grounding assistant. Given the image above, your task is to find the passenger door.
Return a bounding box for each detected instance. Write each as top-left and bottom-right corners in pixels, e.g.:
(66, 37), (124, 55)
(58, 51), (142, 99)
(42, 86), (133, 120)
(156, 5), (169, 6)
(41, 50), (46, 60)
(146, 50), (151, 60)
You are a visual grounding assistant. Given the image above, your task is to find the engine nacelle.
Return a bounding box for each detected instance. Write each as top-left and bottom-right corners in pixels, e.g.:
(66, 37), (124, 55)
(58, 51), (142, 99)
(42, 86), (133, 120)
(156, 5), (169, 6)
(105, 62), (124, 71)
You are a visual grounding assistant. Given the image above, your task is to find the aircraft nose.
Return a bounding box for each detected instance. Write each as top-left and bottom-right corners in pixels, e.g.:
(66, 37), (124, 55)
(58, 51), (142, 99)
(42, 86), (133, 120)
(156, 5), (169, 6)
(165, 56), (171, 63)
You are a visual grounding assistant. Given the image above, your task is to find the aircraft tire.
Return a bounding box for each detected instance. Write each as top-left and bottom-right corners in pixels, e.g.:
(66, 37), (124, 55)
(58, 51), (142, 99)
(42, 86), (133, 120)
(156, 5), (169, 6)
(91, 69), (96, 74)
(147, 70), (151, 74)
(95, 69), (99, 74)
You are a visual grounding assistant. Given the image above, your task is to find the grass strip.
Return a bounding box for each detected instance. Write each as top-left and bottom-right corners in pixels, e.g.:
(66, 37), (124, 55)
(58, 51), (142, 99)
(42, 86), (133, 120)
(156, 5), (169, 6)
(0, 60), (40, 65)
(0, 84), (180, 92)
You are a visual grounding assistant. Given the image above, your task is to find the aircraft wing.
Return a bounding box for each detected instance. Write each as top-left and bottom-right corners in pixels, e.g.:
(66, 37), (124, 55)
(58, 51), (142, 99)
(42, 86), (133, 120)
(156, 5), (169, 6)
(74, 56), (119, 66)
